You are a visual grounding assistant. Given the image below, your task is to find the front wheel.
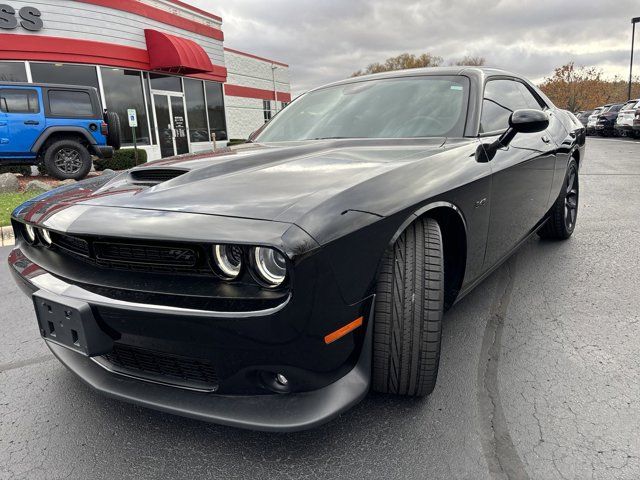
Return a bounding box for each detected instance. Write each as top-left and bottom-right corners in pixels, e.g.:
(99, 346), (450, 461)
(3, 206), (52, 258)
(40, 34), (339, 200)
(372, 217), (444, 397)
(538, 158), (579, 240)
(43, 139), (92, 180)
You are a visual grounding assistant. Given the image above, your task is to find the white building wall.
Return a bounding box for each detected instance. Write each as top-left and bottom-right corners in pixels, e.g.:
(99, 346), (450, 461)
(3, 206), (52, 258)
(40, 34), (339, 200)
(5, 0), (225, 66)
(224, 50), (291, 140)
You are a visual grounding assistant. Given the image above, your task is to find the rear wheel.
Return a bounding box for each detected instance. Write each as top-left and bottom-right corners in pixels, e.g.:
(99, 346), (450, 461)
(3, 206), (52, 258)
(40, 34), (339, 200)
(538, 158), (579, 240)
(372, 217), (444, 397)
(44, 139), (92, 180)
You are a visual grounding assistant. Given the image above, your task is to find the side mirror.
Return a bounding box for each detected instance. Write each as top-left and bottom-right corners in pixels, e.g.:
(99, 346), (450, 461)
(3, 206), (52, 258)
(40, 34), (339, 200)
(509, 109), (549, 134)
(477, 109), (549, 162)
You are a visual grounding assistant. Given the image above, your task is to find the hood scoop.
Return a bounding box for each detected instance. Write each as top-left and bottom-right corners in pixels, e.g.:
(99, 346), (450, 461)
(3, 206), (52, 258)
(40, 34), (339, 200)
(128, 168), (189, 185)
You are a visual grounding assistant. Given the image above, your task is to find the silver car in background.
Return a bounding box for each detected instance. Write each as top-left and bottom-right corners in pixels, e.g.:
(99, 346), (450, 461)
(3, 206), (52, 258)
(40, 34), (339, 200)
(586, 106), (604, 135)
(615, 99), (640, 138)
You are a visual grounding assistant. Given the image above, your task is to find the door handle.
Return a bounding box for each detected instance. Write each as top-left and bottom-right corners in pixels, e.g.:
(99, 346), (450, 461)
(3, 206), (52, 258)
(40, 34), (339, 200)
(541, 135), (551, 144)
(24, 120), (40, 125)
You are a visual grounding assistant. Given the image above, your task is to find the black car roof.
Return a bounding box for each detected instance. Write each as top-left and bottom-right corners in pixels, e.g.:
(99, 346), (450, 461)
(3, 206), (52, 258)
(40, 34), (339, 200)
(312, 66), (524, 91)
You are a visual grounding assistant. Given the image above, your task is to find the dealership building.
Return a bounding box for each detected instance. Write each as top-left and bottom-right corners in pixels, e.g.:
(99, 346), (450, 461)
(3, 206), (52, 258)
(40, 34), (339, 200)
(0, 0), (291, 160)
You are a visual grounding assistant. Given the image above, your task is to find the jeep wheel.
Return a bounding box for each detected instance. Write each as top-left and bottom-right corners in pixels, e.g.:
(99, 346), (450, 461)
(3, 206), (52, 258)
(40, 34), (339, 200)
(44, 140), (92, 180)
(105, 111), (122, 150)
(372, 217), (444, 397)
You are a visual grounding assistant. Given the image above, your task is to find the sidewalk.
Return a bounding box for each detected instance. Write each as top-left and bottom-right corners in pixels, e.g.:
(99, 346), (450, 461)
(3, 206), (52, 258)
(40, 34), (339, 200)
(0, 225), (15, 247)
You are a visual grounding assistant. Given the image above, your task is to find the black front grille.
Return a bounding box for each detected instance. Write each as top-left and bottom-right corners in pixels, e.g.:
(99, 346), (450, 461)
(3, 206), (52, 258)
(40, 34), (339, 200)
(50, 233), (210, 275)
(94, 242), (198, 267)
(52, 233), (90, 257)
(129, 168), (188, 184)
(101, 344), (218, 391)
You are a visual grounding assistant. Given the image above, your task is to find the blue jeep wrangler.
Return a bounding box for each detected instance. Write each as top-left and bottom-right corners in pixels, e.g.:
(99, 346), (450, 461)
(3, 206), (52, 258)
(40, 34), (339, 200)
(0, 83), (121, 180)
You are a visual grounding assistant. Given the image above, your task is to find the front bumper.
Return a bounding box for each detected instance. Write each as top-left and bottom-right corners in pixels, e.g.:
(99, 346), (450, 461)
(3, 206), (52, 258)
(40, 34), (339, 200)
(46, 322), (371, 432)
(9, 239), (374, 431)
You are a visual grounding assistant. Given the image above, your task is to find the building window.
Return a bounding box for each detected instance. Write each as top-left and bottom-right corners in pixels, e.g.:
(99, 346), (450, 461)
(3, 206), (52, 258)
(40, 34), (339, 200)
(48, 90), (93, 116)
(31, 63), (99, 90)
(0, 62), (27, 82)
(101, 68), (150, 145)
(205, 81), (227, 141)
(0, 89), (39, 113)
(280, 101), (289, 110)
(184, 78), (209, 143)
(263, 100), (272, 122)
(150, 73), (182, 92)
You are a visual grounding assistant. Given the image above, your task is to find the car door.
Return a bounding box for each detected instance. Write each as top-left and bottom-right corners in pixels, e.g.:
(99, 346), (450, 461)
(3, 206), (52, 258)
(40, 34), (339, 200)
(480, 78), (556, 269)
(0, 87), (43, 157)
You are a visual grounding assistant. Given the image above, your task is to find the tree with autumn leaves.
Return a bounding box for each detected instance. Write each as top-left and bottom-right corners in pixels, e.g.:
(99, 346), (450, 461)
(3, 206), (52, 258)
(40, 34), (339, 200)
(539, 62), (640, 112)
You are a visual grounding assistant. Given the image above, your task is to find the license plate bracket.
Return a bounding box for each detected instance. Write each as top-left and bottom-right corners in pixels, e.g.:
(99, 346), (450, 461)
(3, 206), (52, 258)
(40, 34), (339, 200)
(33, 290), (113, 357)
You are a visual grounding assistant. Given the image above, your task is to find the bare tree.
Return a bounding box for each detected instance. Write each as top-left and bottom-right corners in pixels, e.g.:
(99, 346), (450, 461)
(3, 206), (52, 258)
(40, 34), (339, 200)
(352, 53), (443, 77)
(450, 56), (486, 66)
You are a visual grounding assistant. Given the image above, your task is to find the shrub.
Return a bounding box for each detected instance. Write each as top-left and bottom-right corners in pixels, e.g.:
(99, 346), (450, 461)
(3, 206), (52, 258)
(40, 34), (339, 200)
(227, 139), (248, 146)
(94, 148), (147, 171)
(0, 165), (31, 176)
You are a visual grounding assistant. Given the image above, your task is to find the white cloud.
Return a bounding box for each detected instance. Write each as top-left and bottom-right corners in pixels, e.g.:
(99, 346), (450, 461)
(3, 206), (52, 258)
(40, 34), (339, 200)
(187, 0), (639, 95)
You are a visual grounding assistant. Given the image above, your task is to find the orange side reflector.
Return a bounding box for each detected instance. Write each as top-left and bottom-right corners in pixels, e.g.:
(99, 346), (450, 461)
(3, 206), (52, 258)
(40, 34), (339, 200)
(324, 316), (364, 345)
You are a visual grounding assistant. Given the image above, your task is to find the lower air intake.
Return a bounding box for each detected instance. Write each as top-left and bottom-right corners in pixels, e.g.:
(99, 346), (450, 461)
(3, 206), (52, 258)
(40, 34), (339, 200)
(99, 344), (219, 392)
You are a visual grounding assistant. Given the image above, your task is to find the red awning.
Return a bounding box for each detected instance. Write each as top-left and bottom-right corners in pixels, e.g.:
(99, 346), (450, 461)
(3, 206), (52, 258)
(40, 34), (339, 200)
(144, 29), (214, 74)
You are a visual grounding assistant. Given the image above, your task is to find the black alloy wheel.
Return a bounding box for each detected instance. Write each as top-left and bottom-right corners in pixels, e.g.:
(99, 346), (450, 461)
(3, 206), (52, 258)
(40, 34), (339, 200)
(43, 139), (92, 180)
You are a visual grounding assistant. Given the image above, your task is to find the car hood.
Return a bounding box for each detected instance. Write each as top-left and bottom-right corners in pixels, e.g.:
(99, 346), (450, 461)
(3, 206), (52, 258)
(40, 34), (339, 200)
(18, 138), (465, 224)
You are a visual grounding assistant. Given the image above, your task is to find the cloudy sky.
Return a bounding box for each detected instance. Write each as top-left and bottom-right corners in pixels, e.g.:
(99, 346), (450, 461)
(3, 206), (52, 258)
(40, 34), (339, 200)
(187, 0), (639, 96)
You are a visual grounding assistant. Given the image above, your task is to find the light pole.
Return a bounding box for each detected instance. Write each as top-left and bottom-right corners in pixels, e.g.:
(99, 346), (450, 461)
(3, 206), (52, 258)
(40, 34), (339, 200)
(629, 17), (640, 100)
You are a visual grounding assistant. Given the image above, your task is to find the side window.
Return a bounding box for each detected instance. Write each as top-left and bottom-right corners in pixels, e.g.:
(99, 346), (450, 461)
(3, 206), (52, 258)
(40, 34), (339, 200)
(514, 82), (544, 110)
(48, 90), (94, 116)
(480, 79), (538, 133)
(0, 89), (39, 114)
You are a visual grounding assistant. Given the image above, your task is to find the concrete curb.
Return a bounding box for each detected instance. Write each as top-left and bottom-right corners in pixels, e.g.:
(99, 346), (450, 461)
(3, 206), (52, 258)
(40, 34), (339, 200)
(0, 225), (15, 247)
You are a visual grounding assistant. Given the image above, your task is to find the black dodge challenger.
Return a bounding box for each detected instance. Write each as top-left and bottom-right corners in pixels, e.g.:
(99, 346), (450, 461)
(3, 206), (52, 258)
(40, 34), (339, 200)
(8, 67), (585, 431)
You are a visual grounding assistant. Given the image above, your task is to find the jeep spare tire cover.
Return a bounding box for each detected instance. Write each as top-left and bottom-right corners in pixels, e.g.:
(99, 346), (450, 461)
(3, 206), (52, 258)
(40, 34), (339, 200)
(105, 111), (122, 150)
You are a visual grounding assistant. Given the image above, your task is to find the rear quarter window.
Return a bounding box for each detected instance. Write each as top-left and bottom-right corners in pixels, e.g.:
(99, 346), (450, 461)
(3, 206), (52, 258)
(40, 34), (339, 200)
(48, 90), (94, 117)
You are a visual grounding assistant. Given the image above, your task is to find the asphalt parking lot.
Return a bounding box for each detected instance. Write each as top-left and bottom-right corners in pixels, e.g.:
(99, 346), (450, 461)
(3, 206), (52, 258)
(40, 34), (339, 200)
(1, 136), (639, 480)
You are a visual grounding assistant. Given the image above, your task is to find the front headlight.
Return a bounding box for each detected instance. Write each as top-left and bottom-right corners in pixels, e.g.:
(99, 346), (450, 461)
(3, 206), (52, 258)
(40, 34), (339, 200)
(213, 244), (243, 279)
(253, 247), (287, 287)
(24, 224), (37, 243)
(40, 228), (52, 246)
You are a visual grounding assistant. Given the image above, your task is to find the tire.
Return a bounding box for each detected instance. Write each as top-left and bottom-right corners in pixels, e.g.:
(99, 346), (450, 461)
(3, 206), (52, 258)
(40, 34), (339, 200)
(538, 158), (579, 240)
(43, 139), (92, 180)
(372, 217), (444, 397)
(105, 111), (122, 150)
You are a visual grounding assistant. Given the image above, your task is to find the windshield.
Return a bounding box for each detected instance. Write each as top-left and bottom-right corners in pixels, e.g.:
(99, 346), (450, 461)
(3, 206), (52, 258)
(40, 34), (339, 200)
(255, 75), (469, 142)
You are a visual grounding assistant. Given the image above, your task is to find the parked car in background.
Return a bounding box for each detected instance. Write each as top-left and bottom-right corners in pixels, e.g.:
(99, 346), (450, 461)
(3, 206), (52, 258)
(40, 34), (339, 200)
(0, 83), (121, 180)
(586, 106), (604, 135)
(614, 99), (640, 137)
(575, 110), (592, 127)
(8, 67), (586, 431)
(595, 103), (623, 137)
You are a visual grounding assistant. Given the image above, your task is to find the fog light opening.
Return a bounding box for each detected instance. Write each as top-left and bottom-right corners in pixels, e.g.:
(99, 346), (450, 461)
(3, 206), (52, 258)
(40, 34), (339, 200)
(275, 373), (288, 386)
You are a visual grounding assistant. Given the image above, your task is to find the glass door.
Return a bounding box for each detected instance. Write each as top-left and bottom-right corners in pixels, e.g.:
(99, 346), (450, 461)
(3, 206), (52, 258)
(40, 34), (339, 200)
(153, 93), (189, 158)
(170, 96), (189, 155)
(153, 94), (174, 158)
